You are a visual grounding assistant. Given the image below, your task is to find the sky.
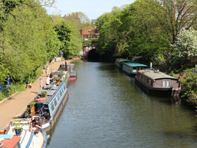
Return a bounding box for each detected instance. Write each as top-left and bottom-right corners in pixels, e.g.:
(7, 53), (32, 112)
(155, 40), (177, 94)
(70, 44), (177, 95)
(46, 0), (136, 20)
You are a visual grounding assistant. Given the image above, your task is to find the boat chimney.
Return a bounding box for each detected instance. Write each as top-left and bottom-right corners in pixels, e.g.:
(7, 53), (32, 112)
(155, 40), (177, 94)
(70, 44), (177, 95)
(150, 62), (152, 69)
(65, 62), (68, 71)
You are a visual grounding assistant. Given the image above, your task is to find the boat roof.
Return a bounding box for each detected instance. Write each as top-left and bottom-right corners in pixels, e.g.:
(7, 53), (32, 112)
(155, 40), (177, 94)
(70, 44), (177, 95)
(116, 58), (130, 62)
(0, 136), (21, 147)
(50, 72), (64, 78)
(124, 63), (148, 67)
(138, 69), (179, 80)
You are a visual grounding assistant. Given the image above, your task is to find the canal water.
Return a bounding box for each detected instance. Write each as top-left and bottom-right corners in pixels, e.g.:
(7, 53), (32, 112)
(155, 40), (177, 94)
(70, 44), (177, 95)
(47, 62), (197, 148)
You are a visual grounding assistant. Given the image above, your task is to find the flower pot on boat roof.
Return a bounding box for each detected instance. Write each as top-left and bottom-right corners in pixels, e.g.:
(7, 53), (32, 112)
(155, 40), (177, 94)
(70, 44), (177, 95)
(13, 118), (23, 135)
(41, 91), (47, 97)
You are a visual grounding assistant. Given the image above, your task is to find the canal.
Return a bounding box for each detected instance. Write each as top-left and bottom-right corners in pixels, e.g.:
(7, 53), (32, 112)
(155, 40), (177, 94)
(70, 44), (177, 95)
(47, 61), (197, 148)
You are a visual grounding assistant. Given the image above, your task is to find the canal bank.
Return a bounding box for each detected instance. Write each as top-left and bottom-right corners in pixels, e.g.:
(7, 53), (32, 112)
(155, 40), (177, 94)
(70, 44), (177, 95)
(47, 62), (197, 148)
(0, 58), (80, 129)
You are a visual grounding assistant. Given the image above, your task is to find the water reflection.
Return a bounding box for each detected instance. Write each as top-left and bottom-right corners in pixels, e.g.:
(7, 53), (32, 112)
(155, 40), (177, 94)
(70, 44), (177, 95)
(47, 62), (197, 148)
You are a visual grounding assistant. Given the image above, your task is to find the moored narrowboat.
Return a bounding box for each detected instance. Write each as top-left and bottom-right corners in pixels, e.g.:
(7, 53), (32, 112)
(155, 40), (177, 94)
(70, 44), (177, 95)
(115, 58), (130, 69)
(122, 63), (148, 75)
(23, 71), (69, 132)
(59, 62), (77, 81)
(135, 69), (181, 97)
(0, 118), (47, 148)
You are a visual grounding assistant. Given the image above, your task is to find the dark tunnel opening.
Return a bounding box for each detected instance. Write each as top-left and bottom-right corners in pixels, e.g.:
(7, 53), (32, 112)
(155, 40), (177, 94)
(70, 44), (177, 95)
(87, 49), (100, 62)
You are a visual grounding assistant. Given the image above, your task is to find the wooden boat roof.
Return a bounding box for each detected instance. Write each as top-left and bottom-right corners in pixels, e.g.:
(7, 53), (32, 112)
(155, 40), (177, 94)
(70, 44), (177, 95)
(124, 63), (148, 67)
(138, 69), (179, 80)
(116, 58), (130, 62)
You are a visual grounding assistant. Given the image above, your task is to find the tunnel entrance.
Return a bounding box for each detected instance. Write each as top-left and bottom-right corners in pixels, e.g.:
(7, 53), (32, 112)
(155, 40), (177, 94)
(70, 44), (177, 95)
(87, 49), (100, 62)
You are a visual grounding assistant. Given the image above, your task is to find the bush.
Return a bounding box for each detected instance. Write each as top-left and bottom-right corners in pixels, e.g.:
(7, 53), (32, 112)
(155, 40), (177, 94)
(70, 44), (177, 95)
(0, 83), (26, 101)
(180, 71), (197, 103)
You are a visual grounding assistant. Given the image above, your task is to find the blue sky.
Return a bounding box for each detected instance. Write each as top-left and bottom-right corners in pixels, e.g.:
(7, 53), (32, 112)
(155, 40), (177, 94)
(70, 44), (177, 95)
(46, 0), (135, 20)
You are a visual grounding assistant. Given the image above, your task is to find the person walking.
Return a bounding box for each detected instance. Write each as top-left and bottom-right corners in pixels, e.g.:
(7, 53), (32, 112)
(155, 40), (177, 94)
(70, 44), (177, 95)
(46, 75), (52, 85)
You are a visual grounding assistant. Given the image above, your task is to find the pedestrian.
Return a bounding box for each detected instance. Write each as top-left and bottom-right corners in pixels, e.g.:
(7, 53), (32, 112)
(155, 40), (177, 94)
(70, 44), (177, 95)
(46, 75), (52, 85)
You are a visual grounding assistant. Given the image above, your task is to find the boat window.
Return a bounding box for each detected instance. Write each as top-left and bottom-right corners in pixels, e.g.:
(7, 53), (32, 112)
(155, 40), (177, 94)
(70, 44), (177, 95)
(149, 80), (151, 85)
(60, 89), (62, 96)
(50, 102), (55, 111)
(163, 80), (170, 88)
(57, 94), (60, 101)
(54, 98), (57, 106)
(61, 85), (64, 91)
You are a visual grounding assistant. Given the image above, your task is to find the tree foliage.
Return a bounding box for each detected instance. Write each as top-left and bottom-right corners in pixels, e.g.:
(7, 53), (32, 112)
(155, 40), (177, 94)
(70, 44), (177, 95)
(0, 0), (61, 83)
(96, 0), (197, 67)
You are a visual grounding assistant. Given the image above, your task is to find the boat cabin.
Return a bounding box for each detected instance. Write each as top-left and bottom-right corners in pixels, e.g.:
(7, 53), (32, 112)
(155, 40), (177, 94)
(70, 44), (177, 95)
(136, 69), (180, 88)
(135, 69), (181, 96)
(115, 58), (130, 69)
(25, 71), (68, 124)
(122, 63), (148, 75)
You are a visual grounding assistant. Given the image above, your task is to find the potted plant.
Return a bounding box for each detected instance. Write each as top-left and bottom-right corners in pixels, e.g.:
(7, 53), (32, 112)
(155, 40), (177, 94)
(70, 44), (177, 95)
(41, 91), (47, 97)
(13, 118), (23, 135)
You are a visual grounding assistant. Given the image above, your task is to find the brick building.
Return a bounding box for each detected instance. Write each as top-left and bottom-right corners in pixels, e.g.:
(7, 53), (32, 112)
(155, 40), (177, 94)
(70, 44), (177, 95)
(80, 26), (99, 39)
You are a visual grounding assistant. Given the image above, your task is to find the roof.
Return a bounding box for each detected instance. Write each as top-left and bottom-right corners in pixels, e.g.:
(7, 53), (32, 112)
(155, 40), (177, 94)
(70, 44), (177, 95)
(0, 136), (21, 147)
(124, 63), (148, 68)
(81, 26), (98, 35)
(91, 19), (96, 23)
(138, 69), (179, 80)
(50, 72), (63, 78)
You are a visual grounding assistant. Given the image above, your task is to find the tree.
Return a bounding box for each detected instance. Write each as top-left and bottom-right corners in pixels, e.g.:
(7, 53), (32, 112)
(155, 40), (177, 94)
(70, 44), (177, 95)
(54, 21), (72, 58)
(0, 0), (60, 83)
(172, 28), (197, 67)
(64, 12), (90, 29)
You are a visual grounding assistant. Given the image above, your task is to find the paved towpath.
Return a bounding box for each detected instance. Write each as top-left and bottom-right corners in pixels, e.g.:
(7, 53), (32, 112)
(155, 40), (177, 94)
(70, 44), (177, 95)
(0, 59), (78, 129)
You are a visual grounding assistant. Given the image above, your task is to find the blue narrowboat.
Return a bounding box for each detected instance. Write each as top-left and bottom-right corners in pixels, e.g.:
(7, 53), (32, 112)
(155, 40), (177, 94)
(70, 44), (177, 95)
(122, 63), (148, 75)
(115, 58), (130, 69)
(24, 71), (69, 131)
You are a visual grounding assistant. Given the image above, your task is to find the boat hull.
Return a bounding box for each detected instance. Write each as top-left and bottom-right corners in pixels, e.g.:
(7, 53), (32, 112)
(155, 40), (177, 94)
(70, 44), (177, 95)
(135, 77), (172, 97)
(69, 76), (76, 81)
(42, 90), (69, 132)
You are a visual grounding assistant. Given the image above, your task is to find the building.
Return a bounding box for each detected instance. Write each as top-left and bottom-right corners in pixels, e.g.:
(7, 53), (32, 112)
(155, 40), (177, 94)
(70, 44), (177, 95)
(80, 26), (99, 39)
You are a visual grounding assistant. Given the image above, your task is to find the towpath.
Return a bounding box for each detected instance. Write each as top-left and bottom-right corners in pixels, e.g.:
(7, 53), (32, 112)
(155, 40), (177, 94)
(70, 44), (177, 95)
(0, 59), (79, 129)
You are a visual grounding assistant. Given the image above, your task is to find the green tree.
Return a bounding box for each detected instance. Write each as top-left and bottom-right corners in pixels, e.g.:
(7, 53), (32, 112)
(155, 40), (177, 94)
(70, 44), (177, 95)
(54, 21), (72, 58)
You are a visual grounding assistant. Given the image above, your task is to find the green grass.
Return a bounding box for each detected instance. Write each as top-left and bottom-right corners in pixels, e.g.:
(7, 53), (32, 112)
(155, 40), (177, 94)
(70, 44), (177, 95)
(0, 84), (26, 101)
(0, 68), (43, 101)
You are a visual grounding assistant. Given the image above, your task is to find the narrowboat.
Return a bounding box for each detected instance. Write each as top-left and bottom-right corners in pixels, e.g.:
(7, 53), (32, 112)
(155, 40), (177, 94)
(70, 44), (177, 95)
(23, 71), (69, 131)
(122, 63), (148, 75)
(115, 58), (130, 69)
(135, 69), (181, 97)
(59, 62), (77, 81)
(0, 118), (47, 148)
